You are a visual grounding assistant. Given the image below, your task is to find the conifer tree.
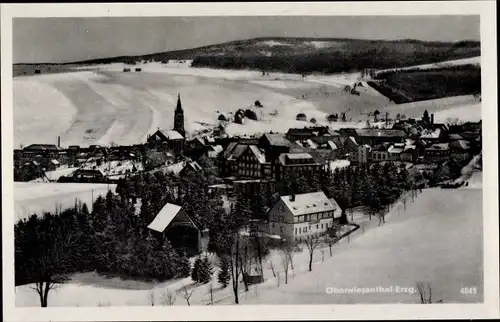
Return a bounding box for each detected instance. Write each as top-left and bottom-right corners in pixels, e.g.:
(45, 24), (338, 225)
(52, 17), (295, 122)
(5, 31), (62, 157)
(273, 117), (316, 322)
(217, 255), (231, 288)
(198, 256), (214, 284)
(191, 257), (202, 282)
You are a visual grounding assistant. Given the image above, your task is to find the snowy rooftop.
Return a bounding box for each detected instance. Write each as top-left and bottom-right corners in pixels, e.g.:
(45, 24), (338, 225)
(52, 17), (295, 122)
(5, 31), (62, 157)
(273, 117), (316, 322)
(262, 133), (291, 146)
(281, 191), (337, 216)
(249, 145), (267, 164)
(147, 203), (182, 233)
(285, 153), (314, 160)
(355, 129), (406, 137)
(159, 129), (184, 140)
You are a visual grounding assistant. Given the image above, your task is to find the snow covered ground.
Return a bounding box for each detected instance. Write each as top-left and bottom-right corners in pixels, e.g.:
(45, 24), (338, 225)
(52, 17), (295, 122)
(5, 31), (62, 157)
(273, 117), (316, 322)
(15, 180), (483, 306)
(377, 56), (481, 73)
(29, 166), (79, 183)
(379, 95), (481, 122)
(14, 182), (116, 222)
(14, 57), (481, 148)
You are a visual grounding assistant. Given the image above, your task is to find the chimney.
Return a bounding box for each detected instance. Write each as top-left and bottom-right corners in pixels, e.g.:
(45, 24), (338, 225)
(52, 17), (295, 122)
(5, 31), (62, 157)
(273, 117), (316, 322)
(57, 136), (61, 148)
(430, 114), (434, 124)
(289, 194), (295, 202)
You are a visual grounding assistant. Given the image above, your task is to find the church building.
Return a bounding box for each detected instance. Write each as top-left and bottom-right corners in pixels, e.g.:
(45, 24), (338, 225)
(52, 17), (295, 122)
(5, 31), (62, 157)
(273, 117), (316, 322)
(147, 93), (186, 155)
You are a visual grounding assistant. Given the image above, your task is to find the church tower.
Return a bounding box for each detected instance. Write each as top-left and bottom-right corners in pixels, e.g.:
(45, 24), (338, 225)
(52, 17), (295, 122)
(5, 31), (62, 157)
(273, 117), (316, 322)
(174, 93), (185, 138)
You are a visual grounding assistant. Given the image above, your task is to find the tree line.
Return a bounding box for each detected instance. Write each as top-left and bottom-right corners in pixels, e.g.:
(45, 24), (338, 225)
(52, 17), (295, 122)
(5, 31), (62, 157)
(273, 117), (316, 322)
(190, 48), (480, 75)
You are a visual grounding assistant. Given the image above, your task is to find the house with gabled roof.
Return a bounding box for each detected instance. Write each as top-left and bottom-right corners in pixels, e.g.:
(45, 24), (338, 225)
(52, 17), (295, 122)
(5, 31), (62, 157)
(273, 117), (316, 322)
(147, 203), (203, 255)
(268, 191), (341, 243)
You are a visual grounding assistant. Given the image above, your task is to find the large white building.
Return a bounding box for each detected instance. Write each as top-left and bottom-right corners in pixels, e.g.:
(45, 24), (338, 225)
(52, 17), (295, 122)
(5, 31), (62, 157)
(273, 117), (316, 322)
(268, 191), (342, 243)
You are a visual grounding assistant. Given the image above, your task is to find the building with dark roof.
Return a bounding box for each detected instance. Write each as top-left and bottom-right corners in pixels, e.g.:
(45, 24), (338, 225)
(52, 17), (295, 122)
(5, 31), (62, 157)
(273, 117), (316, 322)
(354, 129), (406, 146)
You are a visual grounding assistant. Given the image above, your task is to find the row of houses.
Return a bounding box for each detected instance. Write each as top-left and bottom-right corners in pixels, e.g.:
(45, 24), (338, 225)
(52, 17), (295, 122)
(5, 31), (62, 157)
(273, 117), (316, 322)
(147, 189), (342, 254)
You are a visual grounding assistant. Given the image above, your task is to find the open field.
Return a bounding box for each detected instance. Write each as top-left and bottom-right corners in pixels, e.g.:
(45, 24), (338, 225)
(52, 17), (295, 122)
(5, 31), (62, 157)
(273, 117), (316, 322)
(14, 64), (390, 147)
(14, 53), (481, 148)
(14, 182), (116, 222)
(16, 179), (482, 306)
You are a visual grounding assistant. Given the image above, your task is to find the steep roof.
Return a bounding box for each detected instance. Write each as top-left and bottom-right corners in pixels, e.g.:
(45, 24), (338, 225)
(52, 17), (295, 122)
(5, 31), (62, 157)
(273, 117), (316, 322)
(280, 191), (337, 216)
(227, 144), (248, 161)
(249, 145), (267, 164)
(262, 133), (291, 146)
(147, 203), (182, 233)
(327, 141), (338, 150)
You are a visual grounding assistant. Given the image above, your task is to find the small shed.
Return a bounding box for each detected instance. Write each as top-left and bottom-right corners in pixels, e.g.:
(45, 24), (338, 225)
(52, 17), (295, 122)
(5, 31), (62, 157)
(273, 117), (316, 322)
(147, 203), (202, 256)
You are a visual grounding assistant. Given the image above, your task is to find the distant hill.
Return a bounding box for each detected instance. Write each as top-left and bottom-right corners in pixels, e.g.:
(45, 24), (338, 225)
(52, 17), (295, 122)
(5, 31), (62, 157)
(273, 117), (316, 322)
(13, 37), (480, 76)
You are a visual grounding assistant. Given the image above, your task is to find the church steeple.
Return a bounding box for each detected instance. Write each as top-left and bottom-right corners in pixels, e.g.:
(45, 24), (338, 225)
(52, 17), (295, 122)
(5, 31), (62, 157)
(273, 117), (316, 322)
(174, 93), (185, 138)
(175, 93), (183, 113)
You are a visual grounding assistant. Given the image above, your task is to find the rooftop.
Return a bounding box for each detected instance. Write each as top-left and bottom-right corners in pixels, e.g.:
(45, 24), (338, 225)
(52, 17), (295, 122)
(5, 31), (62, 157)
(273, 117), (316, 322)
(262, 133), (291, 147)
(23, 144), (60, 151)
(249, 145), (267, 164)
(280, 191), (339, 217)
(355, 129), (406, 137)
(161, 130), (184, 140)
(147, 203), (182, 233)
(426, 143), (450, 150)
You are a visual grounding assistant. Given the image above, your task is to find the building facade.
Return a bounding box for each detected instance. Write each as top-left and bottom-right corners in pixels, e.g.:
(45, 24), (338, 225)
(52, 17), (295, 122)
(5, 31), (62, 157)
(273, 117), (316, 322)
(268, 192), (341, 243)
(278, 153), (323, 180)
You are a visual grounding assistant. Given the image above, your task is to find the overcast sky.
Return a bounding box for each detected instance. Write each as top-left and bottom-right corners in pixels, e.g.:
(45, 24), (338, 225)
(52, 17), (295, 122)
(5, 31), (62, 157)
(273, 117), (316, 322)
(13, 16), (480, 64)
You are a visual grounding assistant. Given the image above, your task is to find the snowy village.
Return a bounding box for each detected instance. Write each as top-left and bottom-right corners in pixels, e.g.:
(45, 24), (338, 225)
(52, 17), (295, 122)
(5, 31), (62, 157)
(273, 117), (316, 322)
(10, 15), (485, 308)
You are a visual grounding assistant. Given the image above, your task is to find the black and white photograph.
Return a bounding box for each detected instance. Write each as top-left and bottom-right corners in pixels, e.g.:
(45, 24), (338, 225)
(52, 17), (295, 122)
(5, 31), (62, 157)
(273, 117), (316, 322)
(2, 2), (498, 321)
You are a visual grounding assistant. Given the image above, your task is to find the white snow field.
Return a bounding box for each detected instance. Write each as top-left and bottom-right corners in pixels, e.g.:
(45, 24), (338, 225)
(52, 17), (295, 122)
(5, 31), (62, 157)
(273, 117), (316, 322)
(14, 57), (481, 148)
(16, 181), (482, 306)
(14, 182), (116, 222)
(379, 95), (481, 122)
(378, 56), (481, 73)
(227, 186), (483, 305)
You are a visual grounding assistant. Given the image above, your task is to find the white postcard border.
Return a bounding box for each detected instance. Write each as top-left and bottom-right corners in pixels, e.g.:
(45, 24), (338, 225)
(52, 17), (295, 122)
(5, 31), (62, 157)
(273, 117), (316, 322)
(2, 1), (498, 321)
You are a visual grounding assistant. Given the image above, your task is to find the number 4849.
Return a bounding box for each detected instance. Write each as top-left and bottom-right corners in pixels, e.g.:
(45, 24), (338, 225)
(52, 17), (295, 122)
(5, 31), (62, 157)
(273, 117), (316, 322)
(460, 287), (478, 295)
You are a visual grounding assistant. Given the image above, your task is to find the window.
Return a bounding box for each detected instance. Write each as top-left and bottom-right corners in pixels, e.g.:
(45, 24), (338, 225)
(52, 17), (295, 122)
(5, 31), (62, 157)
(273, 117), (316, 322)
(321, 224), (324, 229)
(295, 228), (297, 235)
(299, 227), (302, 234)
(303, 227), (307, 233)
(316, 224), (319, 229)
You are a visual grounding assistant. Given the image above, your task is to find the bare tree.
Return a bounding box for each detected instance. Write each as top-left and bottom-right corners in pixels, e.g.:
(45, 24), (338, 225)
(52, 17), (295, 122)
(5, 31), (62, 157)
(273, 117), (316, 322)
(416, 282), (442, 304)
(180, 284), (195, 306)
(265, 259), (276, 278)
(304, 234), (323, 272)
(229, 232), (241, 304)
(28, 234), (77, 307)
(160, 288), (176, 306)
(280, 247), (292, 284)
